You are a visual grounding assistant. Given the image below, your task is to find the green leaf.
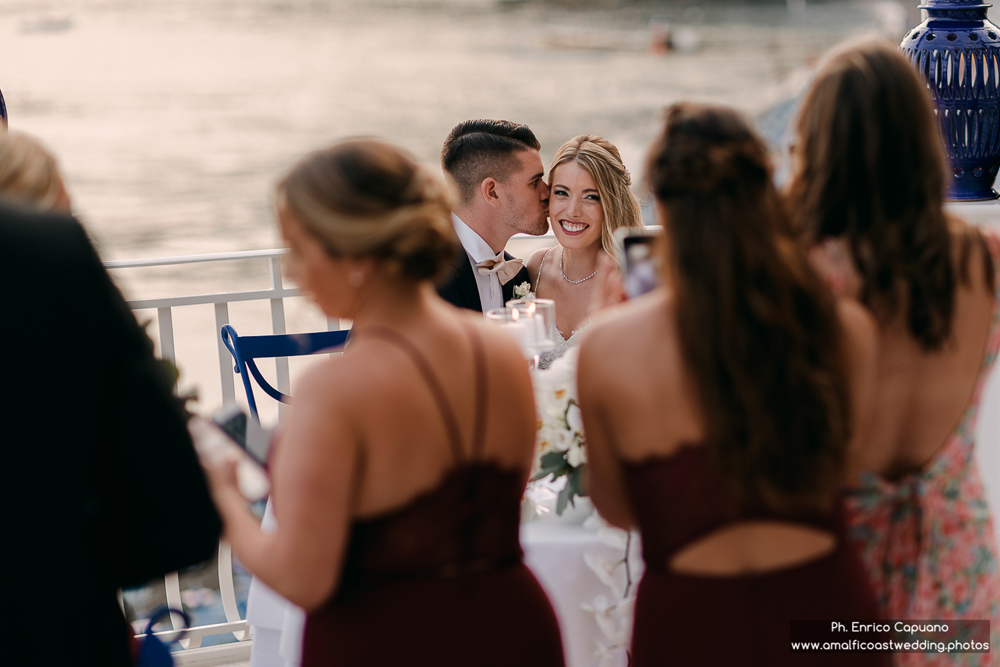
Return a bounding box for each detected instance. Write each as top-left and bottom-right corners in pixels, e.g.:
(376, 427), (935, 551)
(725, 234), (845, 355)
(531, 450), (572, 482)
(539, 451), (568, 469)
(556, 482), (572, 515)
(555, 467), (586, 515)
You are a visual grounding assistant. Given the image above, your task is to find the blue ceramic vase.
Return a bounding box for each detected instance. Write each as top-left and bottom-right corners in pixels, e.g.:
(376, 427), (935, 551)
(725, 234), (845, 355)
(902, 1), (1000, 200)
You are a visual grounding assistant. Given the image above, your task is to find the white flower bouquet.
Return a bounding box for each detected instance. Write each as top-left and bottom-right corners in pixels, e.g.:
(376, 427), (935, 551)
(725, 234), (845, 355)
(531, 347), (587, 515)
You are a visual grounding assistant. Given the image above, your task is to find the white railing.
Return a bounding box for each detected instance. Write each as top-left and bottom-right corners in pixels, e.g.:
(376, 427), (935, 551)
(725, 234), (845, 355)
(106, 248), (327, 667)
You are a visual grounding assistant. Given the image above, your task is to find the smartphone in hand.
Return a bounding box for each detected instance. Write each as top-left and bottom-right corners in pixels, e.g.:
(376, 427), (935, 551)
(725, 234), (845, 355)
(211, 406), (272, 469)
(188, 410), (271, 502)
(622, 232), (662, 299)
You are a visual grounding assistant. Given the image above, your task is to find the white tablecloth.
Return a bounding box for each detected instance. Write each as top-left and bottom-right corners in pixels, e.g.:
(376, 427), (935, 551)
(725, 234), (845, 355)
(521, 515), (643, 667)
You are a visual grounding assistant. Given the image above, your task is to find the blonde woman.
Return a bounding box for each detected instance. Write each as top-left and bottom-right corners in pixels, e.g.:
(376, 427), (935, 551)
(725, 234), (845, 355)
(0, 131), (72, 213)
(204, 139), (564, 667)
(526, 135), (643, 369)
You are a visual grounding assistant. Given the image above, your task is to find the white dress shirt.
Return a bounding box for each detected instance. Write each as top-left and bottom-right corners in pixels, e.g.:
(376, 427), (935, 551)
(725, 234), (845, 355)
(452, 213), (504, 313)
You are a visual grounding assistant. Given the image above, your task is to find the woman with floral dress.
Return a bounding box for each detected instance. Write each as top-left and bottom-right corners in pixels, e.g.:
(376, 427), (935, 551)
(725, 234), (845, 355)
(788, 41), (1000, 665)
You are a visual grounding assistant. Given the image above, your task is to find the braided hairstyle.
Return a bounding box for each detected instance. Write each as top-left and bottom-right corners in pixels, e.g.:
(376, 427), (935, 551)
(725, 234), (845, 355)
(648, 103), (851, 513)
(278, 139), (458, 282)
(548, 135), (644, 262)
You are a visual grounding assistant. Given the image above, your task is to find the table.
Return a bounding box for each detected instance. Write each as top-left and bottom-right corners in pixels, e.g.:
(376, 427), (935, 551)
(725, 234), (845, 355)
(521, 511), (643, 667)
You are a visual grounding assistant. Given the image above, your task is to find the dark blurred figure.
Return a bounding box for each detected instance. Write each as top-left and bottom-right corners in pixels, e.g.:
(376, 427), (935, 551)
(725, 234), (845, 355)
(578, 103), (886, 666)
(0, 204), (221, 666)
(788, 39), (1000, 640)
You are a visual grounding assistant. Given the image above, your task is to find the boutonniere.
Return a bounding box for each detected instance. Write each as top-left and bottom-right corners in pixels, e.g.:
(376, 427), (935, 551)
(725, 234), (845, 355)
(513, 281), (531, 299)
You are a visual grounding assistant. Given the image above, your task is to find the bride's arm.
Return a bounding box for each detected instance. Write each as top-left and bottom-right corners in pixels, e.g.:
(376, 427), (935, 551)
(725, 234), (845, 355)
(205, 360), (358, 611)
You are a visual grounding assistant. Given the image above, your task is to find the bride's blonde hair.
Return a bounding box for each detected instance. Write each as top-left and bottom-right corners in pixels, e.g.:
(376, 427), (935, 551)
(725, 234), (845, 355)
(547, 135), (644, 261)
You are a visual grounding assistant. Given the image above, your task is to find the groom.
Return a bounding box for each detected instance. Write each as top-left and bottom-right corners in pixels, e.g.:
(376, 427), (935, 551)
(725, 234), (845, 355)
(437, 119), (549, 312)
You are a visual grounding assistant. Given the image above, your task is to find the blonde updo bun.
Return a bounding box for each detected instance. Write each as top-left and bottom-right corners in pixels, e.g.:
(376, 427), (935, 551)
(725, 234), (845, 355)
(278, 139), (458, 282)
(0, 131), (67, 211)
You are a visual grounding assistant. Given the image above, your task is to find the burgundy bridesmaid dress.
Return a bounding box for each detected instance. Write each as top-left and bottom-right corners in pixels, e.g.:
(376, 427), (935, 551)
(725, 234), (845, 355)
(300, 326), (565, 667)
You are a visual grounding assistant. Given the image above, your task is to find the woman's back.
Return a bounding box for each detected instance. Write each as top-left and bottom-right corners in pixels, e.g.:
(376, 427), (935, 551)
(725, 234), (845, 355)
(578, 103), (886, 666)
(582, 290), (874, 574)
(862, 227), (996, 476)
(322, 308), (537, 519)
(843, 228), (1000, 643)
(580, 292), (887, 667)
(299, 305), (565, 667)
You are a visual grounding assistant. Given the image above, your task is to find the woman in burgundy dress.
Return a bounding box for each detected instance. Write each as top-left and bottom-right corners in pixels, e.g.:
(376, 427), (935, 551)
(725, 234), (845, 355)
(204, 139), (564, 666)
(577, 104), (887, 666)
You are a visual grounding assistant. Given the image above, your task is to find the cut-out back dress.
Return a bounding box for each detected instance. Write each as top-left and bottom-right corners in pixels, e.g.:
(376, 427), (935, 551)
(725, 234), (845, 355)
(623, 445), (888, 666)
(300, 325), (565, 667)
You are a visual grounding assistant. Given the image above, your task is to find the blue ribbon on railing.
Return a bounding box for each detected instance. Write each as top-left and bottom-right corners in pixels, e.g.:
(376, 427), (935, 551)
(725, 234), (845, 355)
(136, 606), (191, 667)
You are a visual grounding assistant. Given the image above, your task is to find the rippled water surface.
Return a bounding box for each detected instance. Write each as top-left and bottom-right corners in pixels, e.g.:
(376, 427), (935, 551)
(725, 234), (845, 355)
(3, 0), (911, 266)
(0, 0), (929, 413)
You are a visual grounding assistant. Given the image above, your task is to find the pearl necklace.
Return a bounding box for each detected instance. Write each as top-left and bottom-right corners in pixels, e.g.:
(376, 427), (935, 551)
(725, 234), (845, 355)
(560, 250), (599, 284)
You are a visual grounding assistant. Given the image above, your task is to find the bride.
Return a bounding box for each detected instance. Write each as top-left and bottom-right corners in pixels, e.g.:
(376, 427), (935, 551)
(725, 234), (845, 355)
(527, 135), (644, 369)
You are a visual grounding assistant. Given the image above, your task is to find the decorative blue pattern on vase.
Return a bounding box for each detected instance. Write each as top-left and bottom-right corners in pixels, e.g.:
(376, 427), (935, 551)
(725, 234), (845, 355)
(903, 1), (1000, 200)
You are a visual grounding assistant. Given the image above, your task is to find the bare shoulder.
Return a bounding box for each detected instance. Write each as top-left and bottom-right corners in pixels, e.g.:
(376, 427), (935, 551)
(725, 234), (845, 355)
(291, 352), (365, 410)
(579, 288), (670, 379)
(836, 298), (879, 363)
(527, 246), (556, 284)
(950, 218), (998, 294)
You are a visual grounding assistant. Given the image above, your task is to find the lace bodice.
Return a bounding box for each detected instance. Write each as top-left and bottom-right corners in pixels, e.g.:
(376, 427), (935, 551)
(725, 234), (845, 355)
(538, 325), (588, 370)
(534, 246), (591, 370)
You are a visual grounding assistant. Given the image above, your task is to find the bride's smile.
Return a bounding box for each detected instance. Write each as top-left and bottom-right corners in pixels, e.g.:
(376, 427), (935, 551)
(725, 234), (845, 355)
(549, 161), (603, 249)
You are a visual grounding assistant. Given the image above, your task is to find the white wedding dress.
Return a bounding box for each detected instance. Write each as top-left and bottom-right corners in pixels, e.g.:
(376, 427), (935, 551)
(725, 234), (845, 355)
(534, 247), (592, 371)
(538, 326), (588, 370)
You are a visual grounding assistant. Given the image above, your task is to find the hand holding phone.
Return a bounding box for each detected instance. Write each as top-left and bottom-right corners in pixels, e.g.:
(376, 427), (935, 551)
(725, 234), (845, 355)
(188, 415), (270, 502)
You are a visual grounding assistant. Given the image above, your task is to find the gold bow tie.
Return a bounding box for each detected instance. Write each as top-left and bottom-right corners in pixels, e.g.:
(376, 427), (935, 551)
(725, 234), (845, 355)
(476, 254), (524, 285)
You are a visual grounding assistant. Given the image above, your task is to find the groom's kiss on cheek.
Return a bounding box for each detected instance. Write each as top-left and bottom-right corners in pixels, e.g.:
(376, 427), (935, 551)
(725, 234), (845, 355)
(500, 149), (550, 238)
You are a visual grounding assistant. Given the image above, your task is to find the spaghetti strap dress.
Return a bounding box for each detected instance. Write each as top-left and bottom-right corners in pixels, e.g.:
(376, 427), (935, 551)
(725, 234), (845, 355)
(624, 445), (888, 666)
(844, 230), (1000, 666)
(300, 324), (565, 667)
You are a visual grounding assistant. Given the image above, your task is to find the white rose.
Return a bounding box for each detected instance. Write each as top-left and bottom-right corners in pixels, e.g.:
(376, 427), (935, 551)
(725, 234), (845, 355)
(513, 281), (531, 299)
(550, 427), (574, 452)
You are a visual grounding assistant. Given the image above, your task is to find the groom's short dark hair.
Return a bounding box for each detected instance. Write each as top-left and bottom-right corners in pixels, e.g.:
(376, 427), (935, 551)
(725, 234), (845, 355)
(441, 119), (541, 204)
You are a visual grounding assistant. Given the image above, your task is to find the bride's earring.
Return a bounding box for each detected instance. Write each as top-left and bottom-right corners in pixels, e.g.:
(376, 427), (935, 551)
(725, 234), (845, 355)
(348, 271), (365, 288)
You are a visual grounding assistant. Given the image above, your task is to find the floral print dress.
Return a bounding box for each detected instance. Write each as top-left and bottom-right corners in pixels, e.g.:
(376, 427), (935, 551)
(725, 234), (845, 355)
(845, 231), (1000, 667)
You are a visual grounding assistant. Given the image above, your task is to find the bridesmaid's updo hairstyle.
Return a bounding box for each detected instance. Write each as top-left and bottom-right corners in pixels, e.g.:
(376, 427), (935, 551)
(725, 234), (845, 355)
(548, 135), (644, 261)
(278, 139), (458, 282)
(647, 103), (850, 514)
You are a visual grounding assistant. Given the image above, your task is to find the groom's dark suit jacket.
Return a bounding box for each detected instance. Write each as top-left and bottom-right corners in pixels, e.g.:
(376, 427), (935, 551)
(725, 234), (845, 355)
(1, 204), (221, 666)
(437, 248), (530, 312)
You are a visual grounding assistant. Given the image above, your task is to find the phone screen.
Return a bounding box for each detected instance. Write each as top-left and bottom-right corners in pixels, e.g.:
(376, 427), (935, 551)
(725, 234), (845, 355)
(211, 406), (272, 468)
(623, 234), (662, 299)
